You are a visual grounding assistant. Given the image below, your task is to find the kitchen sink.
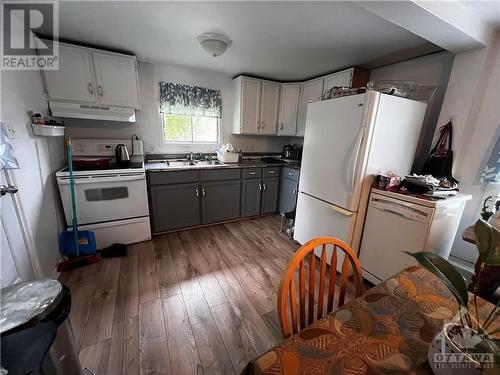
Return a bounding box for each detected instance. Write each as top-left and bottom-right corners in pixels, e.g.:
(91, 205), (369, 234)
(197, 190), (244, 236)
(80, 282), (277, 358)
(164, 159), (196, 167)
(158, 159), (224, 168)
(194, 160), (223, 166)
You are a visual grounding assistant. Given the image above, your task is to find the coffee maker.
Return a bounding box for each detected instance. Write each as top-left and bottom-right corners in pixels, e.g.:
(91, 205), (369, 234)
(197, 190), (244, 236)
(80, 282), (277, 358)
(282, 144), (302, 161)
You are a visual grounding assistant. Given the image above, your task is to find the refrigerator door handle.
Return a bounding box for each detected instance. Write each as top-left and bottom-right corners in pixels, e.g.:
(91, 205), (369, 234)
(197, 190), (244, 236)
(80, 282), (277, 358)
(348, 127), (365, 194)
(330, 204), (355, 216)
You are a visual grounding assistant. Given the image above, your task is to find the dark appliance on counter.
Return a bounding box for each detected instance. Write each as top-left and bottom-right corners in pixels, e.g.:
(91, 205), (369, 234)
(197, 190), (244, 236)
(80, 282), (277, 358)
(282, 144), (302, 161)
(115, 144), (131, 167)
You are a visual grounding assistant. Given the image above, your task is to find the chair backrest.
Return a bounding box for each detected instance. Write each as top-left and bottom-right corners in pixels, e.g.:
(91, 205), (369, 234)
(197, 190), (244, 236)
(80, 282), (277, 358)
(278, 237), (364, 338)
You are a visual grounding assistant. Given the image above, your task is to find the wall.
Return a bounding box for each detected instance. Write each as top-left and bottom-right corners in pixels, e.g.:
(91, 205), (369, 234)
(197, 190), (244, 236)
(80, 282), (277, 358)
(0, 68), (65, 278)
(65, 62), (293, 154)
(435, 32), (500, 268)
(368, 51), (455, 172)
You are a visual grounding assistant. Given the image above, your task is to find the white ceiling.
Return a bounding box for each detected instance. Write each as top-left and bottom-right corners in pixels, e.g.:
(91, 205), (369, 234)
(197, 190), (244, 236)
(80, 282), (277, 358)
(48, 1), (438, 80)
(460, 1), (500, 31)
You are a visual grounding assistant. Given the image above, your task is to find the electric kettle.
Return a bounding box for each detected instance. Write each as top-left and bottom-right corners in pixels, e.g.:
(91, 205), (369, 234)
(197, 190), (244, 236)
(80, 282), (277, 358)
(115, 144), (131, 167)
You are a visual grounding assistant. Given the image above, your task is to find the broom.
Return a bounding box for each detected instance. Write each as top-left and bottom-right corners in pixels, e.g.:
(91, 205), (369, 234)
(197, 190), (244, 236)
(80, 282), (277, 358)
(57, 138), (100, 272)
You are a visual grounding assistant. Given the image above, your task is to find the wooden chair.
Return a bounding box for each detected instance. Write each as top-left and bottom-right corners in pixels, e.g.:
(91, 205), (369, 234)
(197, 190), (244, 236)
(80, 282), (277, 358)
(278, 237), (364, 338)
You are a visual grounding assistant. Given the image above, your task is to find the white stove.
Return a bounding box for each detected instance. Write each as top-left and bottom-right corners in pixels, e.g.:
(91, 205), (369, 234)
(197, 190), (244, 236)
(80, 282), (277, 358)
(56, 139), (151, 249)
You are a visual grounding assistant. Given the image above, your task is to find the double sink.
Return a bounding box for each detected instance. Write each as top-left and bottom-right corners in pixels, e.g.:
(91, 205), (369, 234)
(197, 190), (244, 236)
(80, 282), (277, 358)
(152, 158), (224, 169)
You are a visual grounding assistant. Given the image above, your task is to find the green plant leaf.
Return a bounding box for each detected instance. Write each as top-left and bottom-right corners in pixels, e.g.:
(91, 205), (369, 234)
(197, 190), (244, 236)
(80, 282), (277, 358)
(474, 220), (492, 263)
(404, 251), (468, 308)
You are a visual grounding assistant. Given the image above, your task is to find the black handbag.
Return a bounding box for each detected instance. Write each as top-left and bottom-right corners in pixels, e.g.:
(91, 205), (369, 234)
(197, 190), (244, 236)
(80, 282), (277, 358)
(420, 121), (458, 183)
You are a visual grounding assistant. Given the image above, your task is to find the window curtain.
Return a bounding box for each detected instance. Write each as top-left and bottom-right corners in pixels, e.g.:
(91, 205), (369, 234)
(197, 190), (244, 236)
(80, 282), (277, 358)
(159, 82), (222, 118)
(481, 135), (500, 184)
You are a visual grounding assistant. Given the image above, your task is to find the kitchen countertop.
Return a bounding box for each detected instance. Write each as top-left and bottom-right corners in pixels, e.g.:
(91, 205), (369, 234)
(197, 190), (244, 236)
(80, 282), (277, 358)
(146, 158), (301, 172)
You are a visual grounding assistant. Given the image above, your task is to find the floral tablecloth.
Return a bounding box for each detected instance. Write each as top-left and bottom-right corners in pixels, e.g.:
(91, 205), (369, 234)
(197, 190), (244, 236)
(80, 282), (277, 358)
(246, 266), (496, 375)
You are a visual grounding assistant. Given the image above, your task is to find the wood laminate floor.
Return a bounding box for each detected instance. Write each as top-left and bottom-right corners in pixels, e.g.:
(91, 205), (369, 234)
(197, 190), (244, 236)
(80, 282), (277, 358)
(59, 215), (361, 375)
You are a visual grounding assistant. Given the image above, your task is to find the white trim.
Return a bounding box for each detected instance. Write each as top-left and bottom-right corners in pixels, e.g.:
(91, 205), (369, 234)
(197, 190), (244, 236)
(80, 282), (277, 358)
(4, 170), (42, 279)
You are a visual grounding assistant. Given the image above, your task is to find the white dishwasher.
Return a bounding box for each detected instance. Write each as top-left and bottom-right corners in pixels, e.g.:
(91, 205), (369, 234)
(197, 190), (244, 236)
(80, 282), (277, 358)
(359, 189), (471, 285)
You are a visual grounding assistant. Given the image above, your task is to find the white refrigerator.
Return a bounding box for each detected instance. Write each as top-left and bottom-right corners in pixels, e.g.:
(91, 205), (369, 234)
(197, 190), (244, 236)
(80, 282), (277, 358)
(294, 91), (427, 269)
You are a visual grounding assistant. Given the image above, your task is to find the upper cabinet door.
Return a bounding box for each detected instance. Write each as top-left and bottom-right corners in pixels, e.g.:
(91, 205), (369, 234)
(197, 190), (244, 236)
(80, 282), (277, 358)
(323, 69), (353, 96)
(42, 42), (97, 103)
(278, 84), (300, 136)
(259, 81), (280, 135)
(240, 77), (261, 134)
(91, 52), (141, 108)
(296, 78), (323, 136)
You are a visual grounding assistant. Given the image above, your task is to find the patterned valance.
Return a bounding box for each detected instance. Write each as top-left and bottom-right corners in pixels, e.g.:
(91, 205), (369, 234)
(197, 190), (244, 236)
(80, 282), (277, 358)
(481, 134), (500, 184)
(159, 82), (222, 118)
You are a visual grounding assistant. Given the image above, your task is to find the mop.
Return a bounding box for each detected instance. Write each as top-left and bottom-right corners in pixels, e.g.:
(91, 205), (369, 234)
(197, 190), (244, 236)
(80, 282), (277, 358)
(57, 138), (100, 272)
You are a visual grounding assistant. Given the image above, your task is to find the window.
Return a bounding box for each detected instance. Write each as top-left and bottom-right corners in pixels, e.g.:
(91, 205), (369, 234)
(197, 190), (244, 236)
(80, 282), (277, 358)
(159, 81), (222, 144)
(162, 113), (219, 143)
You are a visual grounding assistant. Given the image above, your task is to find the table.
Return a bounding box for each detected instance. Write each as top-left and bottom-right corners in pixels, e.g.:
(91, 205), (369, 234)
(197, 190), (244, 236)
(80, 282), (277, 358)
(462, 225), (476, 244)
(246, 266), (497, 375)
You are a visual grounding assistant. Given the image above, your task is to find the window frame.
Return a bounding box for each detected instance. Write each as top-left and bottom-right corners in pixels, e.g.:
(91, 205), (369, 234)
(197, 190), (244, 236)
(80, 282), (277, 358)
(160, 112), (221, 145)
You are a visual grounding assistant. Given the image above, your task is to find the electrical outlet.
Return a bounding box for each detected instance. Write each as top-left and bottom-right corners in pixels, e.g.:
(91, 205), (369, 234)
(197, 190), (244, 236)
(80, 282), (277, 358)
(1, 122), (16, 139)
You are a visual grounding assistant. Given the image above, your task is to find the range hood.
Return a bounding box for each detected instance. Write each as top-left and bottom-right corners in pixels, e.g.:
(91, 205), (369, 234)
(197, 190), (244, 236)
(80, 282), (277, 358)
(49, 101), (136, 122)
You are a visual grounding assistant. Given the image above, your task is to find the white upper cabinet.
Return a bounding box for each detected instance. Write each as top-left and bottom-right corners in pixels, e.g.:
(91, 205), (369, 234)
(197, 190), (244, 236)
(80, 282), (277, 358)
(232, 68), (368, 137)
(40, 42), (141, 109)
(233, 76), (278, 135)
(278, 84), (300, 136)
(91, 51), (141, 109)
(42, 42), (97, 103)
(236, 77), (261, 134)
(323, 68), (353, 96)
(296, 78), (323, 137)
(259, 81), (280, 135)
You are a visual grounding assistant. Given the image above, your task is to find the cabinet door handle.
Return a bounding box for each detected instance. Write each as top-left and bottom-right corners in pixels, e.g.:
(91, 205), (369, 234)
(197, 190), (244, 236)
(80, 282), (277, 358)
(195, 188), (199, 197)
(292, 189), (297, 195)
(202, 188), (206, 197)
(268, 170), (275, 174)
(288, 171), (294, 176)
(88, 83), (94, 95)
(249, 171), (256, 175)
(280, 122), (284, 130)
(258, 183), (262, 191)
(263, 183), (267, 191)
(98, 85), (103, 97)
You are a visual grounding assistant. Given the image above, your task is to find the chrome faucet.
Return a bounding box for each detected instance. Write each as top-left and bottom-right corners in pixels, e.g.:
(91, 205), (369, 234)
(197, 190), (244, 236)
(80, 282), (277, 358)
(187, 152), (194, 161)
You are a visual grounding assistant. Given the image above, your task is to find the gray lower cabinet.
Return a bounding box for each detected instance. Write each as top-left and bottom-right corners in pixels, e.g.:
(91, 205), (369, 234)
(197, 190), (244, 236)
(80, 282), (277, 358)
(261, 177), (280, 214)
(150, 182), (200, 232)
(202, 180), (241, 224)
(279, 177), (299, 213)
(241, 179), (262, 217)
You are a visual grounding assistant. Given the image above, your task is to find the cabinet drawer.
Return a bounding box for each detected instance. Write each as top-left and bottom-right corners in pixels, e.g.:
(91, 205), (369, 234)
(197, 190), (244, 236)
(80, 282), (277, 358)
(200, 168), (241, 181)
(148, 170), (198, 185)
(282, 167), (300, 182)
(242, 168), (262, 179)
(263, 167), (280, 177)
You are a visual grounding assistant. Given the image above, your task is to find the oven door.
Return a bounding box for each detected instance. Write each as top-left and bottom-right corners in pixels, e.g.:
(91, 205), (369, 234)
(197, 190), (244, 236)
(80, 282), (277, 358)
(57, 173), (149, 226)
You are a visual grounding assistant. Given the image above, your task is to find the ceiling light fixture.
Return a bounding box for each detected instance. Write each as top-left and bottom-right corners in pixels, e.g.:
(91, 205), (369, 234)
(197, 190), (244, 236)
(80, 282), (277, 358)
(197, 33), (232, 57)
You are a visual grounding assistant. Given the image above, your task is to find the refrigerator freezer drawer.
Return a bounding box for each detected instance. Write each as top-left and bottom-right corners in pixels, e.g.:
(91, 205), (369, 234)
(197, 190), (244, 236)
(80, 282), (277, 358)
(294, 192), (357, 272)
